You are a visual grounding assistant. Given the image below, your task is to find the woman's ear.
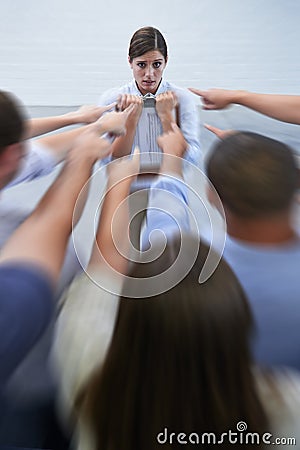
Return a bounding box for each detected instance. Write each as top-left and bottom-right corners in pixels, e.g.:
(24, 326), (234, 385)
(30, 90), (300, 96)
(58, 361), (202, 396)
(128, 55), (133, 68)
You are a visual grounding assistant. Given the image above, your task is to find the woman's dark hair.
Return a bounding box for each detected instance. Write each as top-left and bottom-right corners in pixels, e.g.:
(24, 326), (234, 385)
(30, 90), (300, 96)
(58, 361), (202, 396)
(82, 234), (269, 449)
(128, 26), (168, 62)
(0, 91), (25, 154)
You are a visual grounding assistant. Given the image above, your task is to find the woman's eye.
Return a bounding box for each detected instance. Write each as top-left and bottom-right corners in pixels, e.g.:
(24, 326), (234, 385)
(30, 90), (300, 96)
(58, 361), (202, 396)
(137, 63), (146, 68)
(153, 62), (161, 69)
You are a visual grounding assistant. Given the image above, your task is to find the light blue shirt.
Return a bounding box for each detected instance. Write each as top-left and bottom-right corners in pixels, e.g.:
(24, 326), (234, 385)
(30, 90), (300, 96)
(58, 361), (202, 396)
(99, 79), (201, 167)
(140, 175), (190, 251)
(5, 141), (56, 189)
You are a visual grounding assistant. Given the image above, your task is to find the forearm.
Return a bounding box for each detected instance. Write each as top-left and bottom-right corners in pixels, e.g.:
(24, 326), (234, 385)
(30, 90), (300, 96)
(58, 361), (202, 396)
(25, 113), (82, 140)
(36, 125), (90, 163)
(160, 154), (184, 178)
(159, 112), (175, 133)
(0, 151), (96, 283)
(110, 121), (136, 158)
(234, 91), (300, 124)
(89, 179), (131, 273)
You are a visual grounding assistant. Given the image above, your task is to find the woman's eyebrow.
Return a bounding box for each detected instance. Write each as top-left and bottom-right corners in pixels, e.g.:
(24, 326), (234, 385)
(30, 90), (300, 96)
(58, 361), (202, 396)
(136, 58), (164, 62)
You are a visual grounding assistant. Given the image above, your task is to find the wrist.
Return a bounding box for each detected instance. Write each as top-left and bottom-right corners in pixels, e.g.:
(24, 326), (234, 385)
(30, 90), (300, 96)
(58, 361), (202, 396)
(106, 175), (133, 190)
(158, 113), (174, 133)
(63, 111), (81, 125)
(158, 111), (173, 123)
(160, 155), (183, 178)
(106, 180), (132, 199)
(233, 90), (248, 105)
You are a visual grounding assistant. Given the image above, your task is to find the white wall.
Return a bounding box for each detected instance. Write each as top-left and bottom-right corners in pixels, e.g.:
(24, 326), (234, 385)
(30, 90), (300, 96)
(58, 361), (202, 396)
(1, 0), (300, 153)
(1, 0), (300, 105)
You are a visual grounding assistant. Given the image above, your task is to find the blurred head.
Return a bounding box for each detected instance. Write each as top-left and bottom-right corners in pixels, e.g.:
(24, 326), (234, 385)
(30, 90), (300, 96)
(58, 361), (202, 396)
(206, 132), (298, 219)
(82, 234), (268, 449)
(0, 91), (26, 188)
(128, 26), (168, 95)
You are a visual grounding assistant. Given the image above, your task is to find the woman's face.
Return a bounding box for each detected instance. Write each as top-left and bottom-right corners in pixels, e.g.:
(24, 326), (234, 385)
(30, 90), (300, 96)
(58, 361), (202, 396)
(129, 50), (167, 95)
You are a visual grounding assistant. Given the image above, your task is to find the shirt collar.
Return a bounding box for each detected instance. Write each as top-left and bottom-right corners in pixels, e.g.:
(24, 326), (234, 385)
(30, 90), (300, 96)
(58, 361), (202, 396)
(130, 79), (167, 97)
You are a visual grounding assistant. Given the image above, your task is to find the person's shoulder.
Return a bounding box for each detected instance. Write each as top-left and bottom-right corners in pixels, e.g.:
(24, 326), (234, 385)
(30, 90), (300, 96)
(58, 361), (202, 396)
(98, 87), (121, 105)
(0, 263), (54, 347)
(0, 263), (53, 307)
(0, 263), (51, 287)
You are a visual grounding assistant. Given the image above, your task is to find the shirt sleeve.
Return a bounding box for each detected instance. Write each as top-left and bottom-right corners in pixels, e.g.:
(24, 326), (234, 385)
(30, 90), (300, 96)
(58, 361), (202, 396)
(0, 263), (53, 385)
(140, 176), (190, 251)
(5, 140), (57, 189)
(176, 88), (202, 167)
(52, 270), (120, 421)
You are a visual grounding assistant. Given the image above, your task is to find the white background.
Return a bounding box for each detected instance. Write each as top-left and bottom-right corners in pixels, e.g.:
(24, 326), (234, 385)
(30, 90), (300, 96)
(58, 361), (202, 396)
(1, 0), (300, 154)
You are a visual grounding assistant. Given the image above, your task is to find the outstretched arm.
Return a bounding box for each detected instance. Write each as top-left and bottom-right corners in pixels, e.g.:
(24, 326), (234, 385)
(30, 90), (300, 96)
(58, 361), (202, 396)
(110, 95), (143, 158)
(88, 149), (139, 274)
(140, 124), (189, 251)
(189, 88), (300, 125)
(0, 131), (112, 285)
(51, 150), (139, 419)
(34, 106), (133, 163)
(25, 103), (116, 139)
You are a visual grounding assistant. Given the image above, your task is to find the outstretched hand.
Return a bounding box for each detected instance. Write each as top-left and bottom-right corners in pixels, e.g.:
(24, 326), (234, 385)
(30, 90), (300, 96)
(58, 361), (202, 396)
(116, 94), (143, 124)
(72, 128), (112, 163)
(94, 103), (137, 136)
(188, 88), (236, 110)
(157, 122), (187, 157)
(70, 103), (116, 123)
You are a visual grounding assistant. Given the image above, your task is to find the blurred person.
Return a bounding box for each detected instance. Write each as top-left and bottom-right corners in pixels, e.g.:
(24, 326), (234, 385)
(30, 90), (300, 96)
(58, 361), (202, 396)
(53, 129), (300, 449)
(0, 130), (114, 384)
(2, 95), (119, 189)
(0, 90), (132, 448)
(205, 132), (300, 370)
(98, 26), (201, 249)
(143, 129), (300, 371)
(0, 90), (133, 288)
(0, 128), (112, 445)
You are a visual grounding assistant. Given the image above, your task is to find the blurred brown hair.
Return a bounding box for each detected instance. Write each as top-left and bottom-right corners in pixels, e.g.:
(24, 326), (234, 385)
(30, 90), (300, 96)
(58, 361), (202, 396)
(0, 91), (25, 154)
(128, 26), (168, 62)
(81, 234), (268, 449)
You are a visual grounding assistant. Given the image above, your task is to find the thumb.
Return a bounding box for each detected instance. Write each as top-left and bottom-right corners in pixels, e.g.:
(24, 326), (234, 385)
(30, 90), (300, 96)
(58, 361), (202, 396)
(123, 103), (136, 118)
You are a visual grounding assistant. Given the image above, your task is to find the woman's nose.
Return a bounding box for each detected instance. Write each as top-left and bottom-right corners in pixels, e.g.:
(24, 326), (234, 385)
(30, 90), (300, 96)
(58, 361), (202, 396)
(145, 65), (154, 77)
